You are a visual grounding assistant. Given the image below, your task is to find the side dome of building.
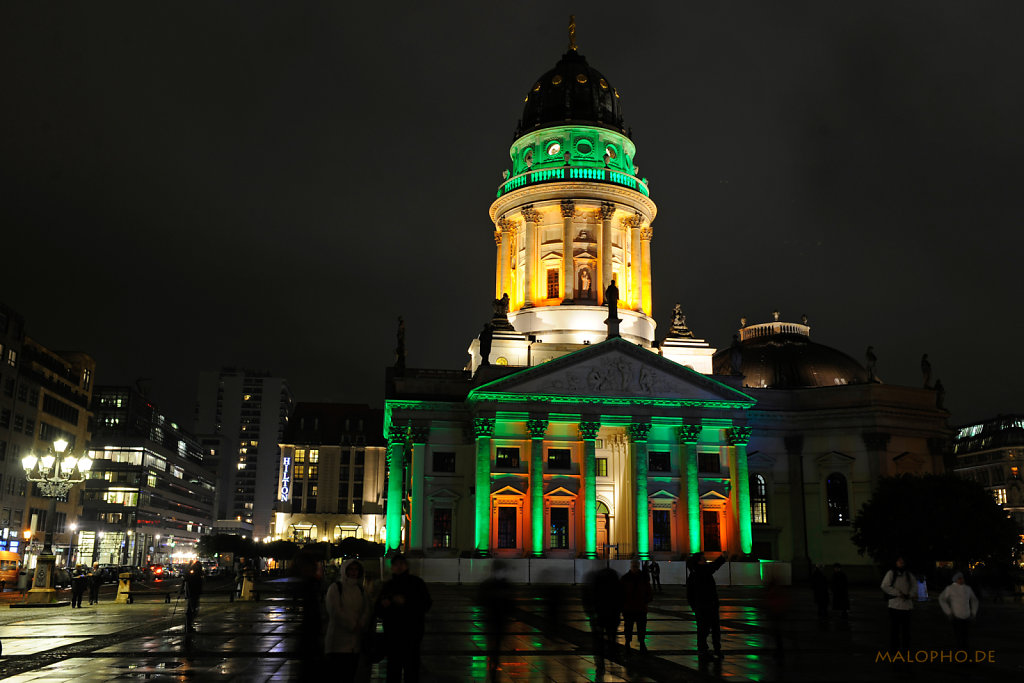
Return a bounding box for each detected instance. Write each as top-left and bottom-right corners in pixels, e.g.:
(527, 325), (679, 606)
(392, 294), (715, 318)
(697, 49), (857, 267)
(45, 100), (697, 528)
(516, 49), (626, 138)
(712, 317), (872, 389)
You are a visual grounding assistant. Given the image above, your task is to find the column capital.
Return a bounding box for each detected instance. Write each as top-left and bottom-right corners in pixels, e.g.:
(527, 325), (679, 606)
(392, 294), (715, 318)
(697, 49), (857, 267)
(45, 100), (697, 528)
(626, 422), (652, 442)
(387, 425), (408, 444)
(521, 206), (540, 223)
(578, 421), (601, 440)
(410, 426), (430, 444)
(526, 418), (549, 439)
(472, 417), (495, 438)
(639, 225), (654, 241)
(493, 229), (502, 245)
(727, 426), (753, 446)
(559, 199), (576, 218)
(677, 424), (702, 444)
(599, 202), (615, 219)
(621, 213), (641, 229)
(497, 217), (518, 232)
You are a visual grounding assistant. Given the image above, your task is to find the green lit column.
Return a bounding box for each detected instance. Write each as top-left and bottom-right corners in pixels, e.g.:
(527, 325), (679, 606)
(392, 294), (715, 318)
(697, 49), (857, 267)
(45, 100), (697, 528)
(579, 421), (601, 558)
(409, 426), (430, 554)
(679, 424), (702, 554)
(385, 426), (407, 552)
(728, 426), (754, 556)
(473, 418), (496, 555)
(527, 417), (548, 557)
(627, 422), (652, 559)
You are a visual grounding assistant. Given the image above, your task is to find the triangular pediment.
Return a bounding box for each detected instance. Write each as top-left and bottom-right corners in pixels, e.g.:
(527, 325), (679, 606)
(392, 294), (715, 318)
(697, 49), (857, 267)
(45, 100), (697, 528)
(427, 488), (460, 501)
(700, 490), (729, 501)
(469, 337), (754, 408)
(649, 488), (679, 500)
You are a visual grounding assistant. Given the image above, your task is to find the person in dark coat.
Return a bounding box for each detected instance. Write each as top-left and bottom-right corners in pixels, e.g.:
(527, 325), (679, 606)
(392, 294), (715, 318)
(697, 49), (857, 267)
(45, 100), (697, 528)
(811, 565), (830, 621)
(183, 559), (204, 633)
(649, 559), (662, 593)
(478, 562), (513, 682)
(687, 552), (727, 659)
(88, 562), (102, 605)
(831, 563), (850, 619)
(377, 554), (432, 683)
(70, 565), (88, 608)
(583, 565), (623, 673)
(620, 559), (654, 653)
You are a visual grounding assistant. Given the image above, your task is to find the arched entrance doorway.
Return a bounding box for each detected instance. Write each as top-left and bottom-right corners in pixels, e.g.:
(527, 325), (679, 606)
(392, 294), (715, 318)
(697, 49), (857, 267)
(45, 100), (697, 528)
(596, 501), (610, 558)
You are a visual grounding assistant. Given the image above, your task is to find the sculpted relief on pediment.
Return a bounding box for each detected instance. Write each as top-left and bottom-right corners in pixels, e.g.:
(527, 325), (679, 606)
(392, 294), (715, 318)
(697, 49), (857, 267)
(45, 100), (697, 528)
(541, 358), (667, 396)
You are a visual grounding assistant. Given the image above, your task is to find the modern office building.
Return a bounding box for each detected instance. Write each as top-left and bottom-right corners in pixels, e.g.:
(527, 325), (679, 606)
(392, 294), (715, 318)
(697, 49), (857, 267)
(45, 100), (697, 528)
(952, 416), (1024, 528)
(195, 369), (293, 537)
(81, 386), (215, 565)
(272, 403), (386, 544)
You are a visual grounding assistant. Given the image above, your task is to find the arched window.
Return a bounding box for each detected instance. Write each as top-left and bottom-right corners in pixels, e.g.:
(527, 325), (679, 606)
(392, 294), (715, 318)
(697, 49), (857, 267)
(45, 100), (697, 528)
(750, 474), (768, 524)
(826, 473), (850, 526)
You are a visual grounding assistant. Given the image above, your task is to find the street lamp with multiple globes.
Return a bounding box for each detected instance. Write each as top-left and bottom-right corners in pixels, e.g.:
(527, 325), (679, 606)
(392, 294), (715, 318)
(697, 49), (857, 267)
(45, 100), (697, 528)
(21, 438), (92, 604)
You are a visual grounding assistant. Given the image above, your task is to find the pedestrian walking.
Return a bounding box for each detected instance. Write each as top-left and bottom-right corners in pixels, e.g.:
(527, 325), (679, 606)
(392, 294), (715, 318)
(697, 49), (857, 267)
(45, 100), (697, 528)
(938, 572), (978, 651)
(881, 556), (916, 651)
(377, 554), (432, 683)
(810, 565), (829, 621)
(70, 564), (87, 608)
(182, 558), (204, 633)
(686, 551), (727, 660)
(325, 560), (370, 683)
(649, 559), (662, 593)
(479, 562), (513, 681)
(582, 565), (622, 674)
(621, 559), (654, 654)
(831, 563), (849, 619)
(88, 562), (102, 605)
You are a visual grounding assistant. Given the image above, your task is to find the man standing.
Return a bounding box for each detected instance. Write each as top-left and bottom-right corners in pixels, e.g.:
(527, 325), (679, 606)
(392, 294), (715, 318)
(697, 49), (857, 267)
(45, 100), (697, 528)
(881, 556), (916, 651)
(687, 551), (727, 659)
(938, 572), (978, 651)
(70, 565), (87, 608)
(620, 559), (654, 654)
(377, 554), (432, 683)
(649, 559), (662, 593)
(183, 558), (204, 633)
(88, 562), (102, 605)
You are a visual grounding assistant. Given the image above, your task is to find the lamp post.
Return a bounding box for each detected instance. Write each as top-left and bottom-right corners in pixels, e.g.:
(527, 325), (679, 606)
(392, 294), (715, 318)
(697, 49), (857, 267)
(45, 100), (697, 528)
(20, 438), (92, 605)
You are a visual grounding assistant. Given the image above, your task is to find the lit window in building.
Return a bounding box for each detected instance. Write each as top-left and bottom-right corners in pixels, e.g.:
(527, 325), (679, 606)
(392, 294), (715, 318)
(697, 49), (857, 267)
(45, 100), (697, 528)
(433, 452), (456, 473)
(652, 510), (671, 551)
(547, 448), (570, 470)
(496, 447), (520, 469)
(596, 458), (608, 477)
(432, 508), (452, 549)
(698, 452), (720, 473)
(648, 451), (670, 472)
(294, 465), (305, 479)
(751, 474), (768, 524)
(549, 507), (569, 549)
(310, 484), (318, 497)
(308, 466), (318, 480)
(546, 269), (559, 299)
(994, 488), (1007, 505)
(295, 449), (305, 463)
(497, 507), (517, 548)
(826, 473), (851, 526)
(309, 450), (319, 463)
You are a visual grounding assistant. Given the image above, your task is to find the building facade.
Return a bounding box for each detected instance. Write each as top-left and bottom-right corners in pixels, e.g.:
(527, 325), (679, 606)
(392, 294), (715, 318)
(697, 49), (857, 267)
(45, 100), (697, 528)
(81, 386), (215, 565)
(952, 416), (1024, 528)
(194, 368), (293, 536)
(273, 403), (386, 545)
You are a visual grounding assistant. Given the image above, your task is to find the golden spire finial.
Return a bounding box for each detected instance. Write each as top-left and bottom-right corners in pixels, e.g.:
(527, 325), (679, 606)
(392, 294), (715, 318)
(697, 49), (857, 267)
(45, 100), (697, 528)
(568, 15), (577, 52)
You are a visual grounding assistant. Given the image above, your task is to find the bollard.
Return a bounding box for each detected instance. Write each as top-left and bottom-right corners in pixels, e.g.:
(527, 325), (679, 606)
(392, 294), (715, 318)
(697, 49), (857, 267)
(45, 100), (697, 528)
(116, 572), (132, 604)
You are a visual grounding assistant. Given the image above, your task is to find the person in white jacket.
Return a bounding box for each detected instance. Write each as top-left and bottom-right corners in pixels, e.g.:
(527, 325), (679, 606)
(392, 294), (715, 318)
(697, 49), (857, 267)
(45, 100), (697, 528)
(325, 560), (370, 682)
(938, 572), (978, 650)
(880, 556), (916, 651)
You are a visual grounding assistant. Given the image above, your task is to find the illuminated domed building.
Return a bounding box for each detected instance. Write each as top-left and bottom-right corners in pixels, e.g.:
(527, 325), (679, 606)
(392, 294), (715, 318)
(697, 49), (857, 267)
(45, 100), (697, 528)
(373, 23), (949, 582)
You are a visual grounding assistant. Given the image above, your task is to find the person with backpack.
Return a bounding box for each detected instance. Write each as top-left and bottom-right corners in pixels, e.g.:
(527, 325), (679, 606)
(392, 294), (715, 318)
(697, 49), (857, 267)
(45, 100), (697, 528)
(881, 556), (916, 651)
(326, 560), (370, 683)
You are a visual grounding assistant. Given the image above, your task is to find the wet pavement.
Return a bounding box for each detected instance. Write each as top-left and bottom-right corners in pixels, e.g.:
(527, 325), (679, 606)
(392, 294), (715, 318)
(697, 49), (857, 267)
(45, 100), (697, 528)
(0, 581), (1021, 681)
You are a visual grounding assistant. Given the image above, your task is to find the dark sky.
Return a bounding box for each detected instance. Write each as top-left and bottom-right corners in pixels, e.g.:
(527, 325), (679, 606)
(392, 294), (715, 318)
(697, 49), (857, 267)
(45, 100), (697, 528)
(2, 2), (1022, 427)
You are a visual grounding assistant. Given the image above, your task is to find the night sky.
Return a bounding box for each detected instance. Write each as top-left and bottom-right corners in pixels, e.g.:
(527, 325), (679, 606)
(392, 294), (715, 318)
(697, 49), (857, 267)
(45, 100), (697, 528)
(3, 3), (1022, 427)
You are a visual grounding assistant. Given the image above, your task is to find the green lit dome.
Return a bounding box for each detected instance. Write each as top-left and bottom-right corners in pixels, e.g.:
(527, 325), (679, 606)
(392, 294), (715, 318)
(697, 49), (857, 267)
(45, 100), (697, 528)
(516, 49), (627, 139)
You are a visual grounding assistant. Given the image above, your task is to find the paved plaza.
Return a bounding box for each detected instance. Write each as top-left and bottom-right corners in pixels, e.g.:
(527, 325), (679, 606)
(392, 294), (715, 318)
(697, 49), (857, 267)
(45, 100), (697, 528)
(0, 581), (1020, 682)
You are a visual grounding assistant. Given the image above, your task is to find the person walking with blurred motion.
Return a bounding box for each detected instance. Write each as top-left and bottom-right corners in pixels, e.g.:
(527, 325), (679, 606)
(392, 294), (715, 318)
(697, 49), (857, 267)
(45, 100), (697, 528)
(620, 559), (654, 654)
(183, 558), (204, 633)
(881, 556), (916, 651)
(377, 554), (432, 683)
(939, 572), (978, 651)
(831, 563), (849, 619)
(326, 560), (370, 683)
(479, 562), (513, 681)
(811, 565), (830, 621)
(687, 551), (727, 660)
(88, 562), (102, 605)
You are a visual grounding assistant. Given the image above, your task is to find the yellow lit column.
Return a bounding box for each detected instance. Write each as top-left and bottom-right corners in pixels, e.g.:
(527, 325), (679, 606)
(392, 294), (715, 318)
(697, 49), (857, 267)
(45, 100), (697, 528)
(640, 225), (653, 316)
(409, 426), (429, 553)
(522, 206), (539, 307)
(560, 200), (575, 301)
(498, 218), (514, 299)
(599, 203), (614, 305)
(678, 425), (702, 554)
(494, 229), (502, 299)
(727, 426), (754, 556)
(627, 215), (641, 309)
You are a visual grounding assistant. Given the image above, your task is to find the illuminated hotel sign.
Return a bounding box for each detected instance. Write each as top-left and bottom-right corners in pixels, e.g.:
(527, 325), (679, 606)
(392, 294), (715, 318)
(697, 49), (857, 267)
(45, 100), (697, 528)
(280, 456), (291, 501)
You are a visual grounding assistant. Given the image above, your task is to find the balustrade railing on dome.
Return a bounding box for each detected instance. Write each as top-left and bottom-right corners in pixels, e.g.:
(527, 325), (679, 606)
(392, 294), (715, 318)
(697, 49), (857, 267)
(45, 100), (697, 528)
(496, 165), (650, 198)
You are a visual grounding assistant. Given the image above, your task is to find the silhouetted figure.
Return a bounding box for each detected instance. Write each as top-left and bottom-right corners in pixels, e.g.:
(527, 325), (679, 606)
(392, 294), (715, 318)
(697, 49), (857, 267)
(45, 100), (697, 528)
(478, 562), (513, 681)
(479, 323), (493, 367)
(294, 552), (324, 678)
(881, 556), (916, 651)
(88, 562), (101, 604)
(648, 559), (662, 593)
(183, 558), (204, 633)
(70, 565), (87, 608)
(605, 281), (621, 338)
(377, 554), (432, 683)
(865, 346), (878, 380)
(939, 572), (978, 651)
(729, 334), (743, 375)
(831, 563), (849, 619)
(326, 560), (369, 683)
(687, 552), (726, 659)
(764, 576), (789, 660)
(810, 565), (829, 621)
(921, 354), (932, 388)
(620, 559), (654, 654)
(583, 566), (623, 673)
(935, 379), (946, 409)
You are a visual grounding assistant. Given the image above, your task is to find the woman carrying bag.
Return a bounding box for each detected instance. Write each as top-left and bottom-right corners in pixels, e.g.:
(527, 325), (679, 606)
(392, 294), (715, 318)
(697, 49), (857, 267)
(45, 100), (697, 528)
(325, 560), (370, 682)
